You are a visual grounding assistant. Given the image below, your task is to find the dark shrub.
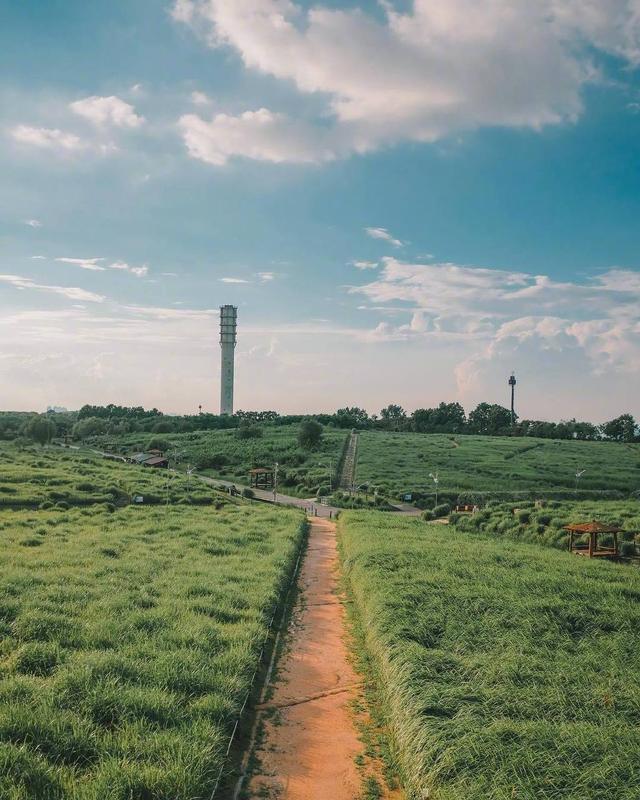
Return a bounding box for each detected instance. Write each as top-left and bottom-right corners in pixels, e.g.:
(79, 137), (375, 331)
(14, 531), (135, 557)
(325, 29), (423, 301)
(147, 437), (171, 451)
(432, 503), (451, 519)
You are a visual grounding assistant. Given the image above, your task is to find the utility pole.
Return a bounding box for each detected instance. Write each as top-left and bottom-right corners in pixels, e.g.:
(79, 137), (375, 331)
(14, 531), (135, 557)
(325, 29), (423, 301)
(429, 472), (439, 507)
(273, 461), (279, 504)
(509, 373), (517, 426)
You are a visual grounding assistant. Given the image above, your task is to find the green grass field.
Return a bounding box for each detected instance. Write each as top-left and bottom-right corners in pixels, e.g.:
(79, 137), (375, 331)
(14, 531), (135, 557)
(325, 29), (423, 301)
(0, 444), (218, 510)
(340, 511), (640, 800)
(451, 499), (640, 554)
(97, 425), (348, 497)
(356, 431), (640, 499)
(0, 501), (305, 799)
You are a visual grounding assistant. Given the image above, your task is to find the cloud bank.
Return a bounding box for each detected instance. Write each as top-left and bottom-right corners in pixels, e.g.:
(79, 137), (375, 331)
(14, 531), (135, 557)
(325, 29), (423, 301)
(173, 0), (640, 165)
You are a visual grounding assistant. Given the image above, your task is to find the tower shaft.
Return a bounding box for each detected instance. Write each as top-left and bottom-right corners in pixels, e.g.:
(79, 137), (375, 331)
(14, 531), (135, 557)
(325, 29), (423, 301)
(508, 373), (517, 425)
(219, 305), (237, 415)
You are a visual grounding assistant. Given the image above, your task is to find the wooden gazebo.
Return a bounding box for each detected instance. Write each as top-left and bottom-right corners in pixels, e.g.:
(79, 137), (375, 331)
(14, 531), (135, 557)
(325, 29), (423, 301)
(564, 521), (621, 559)
(249, 468), (274, 489)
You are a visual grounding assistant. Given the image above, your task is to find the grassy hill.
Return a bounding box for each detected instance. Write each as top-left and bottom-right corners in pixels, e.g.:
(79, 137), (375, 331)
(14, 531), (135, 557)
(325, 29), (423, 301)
(355, 431), (640, 500)
(340, 511), (640, 800)
(0, 441), (306, 799)
(0, 444), (219, 510)
(95, 425), (348, 497)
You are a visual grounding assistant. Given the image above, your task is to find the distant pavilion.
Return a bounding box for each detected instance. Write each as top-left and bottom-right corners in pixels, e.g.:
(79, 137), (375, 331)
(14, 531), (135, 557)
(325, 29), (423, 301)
(564, 521), (621, 558)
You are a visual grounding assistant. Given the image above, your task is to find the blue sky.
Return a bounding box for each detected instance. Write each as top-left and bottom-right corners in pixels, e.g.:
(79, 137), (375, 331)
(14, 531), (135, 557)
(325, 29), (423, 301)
(1, 0), (640, 420)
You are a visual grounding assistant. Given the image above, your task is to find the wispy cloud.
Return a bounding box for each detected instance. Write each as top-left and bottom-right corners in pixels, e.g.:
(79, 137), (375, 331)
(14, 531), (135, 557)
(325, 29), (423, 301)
(256, 271), (276, 282)
(352, 260), (378, 270)
(351, 258), (640, 381)
(55, 257), (106, 272)
(108, 261), (149, 278)
(365, 227), (404, 248)
(11, 125), (85, 153)
(191, 90), (211, 106)
(0, 274), (105, 303)
(24, 219), (42, 228)
(220, 277), (250, 284)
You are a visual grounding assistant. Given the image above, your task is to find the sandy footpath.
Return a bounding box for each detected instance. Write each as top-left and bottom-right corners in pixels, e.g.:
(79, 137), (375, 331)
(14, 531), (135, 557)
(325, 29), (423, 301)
(245, 517), (364, 799)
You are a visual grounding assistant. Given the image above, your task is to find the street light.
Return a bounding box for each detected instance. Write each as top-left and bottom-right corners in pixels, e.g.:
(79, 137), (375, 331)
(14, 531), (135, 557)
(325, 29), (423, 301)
(273, 461), (279, 503)
(575, 469), (586, 495)
(429, 472), (439, 507)
(185, 464), (195, 495)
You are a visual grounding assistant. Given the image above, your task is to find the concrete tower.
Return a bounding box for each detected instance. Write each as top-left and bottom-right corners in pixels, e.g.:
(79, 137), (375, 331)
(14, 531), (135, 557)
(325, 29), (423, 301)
(219, 305), (237, 415)
(508, 372), (517, 425)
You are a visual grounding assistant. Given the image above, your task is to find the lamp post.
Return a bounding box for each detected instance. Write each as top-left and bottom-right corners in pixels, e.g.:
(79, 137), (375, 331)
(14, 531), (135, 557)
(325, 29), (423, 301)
(429, 472), (439, 507)
(186, 465), (195, 496)
(273, 462), (279, 503)
(575, 469), (586, 496)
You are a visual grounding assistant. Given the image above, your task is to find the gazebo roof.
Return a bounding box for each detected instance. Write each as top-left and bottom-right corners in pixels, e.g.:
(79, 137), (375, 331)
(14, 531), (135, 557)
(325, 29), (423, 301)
(249, 467), (273, 474)
(563, 520), (621, 534)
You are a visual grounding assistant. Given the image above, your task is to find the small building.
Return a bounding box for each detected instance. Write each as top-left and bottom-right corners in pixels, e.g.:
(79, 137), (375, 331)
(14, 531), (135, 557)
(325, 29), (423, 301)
(249, 468), (274, 489)
(131, 452), (168, 468)
(143, 455), (168, 469)
(564, 521), (621, 558)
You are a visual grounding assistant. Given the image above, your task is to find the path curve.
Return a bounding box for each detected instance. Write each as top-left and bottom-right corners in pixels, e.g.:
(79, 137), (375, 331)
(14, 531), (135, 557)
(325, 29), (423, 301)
(245, 517), (364, 799)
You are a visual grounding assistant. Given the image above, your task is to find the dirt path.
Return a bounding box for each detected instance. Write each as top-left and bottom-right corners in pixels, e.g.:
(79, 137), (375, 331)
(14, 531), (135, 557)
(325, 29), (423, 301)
(245, 517), (364, 799)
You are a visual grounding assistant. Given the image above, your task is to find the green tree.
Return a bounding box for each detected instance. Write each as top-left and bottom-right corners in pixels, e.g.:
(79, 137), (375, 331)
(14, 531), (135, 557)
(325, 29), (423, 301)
(298, 419), (323, 449)
(468, 403), (513, 435)
(23, 415), (56, 446)
(601, 414), (637, 442)
(334, 407), (370, 429)
(72, 417), (108, 440)
(380, 404), (407, 431)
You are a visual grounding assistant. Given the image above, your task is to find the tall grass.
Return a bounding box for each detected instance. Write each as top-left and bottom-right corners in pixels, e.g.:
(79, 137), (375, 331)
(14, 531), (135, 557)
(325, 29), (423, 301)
(452, 499), (640, 553)
(93, 425), (348, 497)
(340, 511), (640, 799)
(356, 431), (640, 498)
(0, 444), (218, 510)
(0, 503), (305, 799)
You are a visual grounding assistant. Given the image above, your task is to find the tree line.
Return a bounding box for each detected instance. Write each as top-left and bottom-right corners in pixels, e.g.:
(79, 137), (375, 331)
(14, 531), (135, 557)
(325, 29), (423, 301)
(0, 402), (637, 444)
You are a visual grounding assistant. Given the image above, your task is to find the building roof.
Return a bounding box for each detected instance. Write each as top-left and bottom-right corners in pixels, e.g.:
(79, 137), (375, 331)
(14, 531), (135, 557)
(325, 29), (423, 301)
(249, 467), (273, 474)
(563, 521), (622, 534)
(143, 456), (168, 467)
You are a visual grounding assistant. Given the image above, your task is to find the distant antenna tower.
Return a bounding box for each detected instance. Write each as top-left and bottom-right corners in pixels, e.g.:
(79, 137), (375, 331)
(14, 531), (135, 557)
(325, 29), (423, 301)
(219, 305), (238, 415)
(508, 372), (517, 425)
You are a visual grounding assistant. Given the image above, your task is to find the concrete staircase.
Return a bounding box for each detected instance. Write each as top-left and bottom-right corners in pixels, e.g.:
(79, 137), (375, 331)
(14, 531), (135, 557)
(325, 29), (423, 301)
(338, 431), (358, 490)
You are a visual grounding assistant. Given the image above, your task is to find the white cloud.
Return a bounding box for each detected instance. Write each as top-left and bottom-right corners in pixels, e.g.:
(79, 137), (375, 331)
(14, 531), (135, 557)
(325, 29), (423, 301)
(352, 260), (379, 270)
(351, 258), (640, 382)
(108, 261), (149, 277)
(179, 108), (336, 165)
(69, 95), (144, 128)
(220, 276), (250, 283)
(172, 0), (640, 164)
(11, 125), (85, 153)
(55, 257), (106, 272)
(365, 227), (404, 247)
(257, 271), (275, 282)
(0, 274), (105, 303)
(171, 0), (196, 23)
(31, 256), (46, 260)
(24, 219), (42, 228)
(191, 90), (212, 106)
